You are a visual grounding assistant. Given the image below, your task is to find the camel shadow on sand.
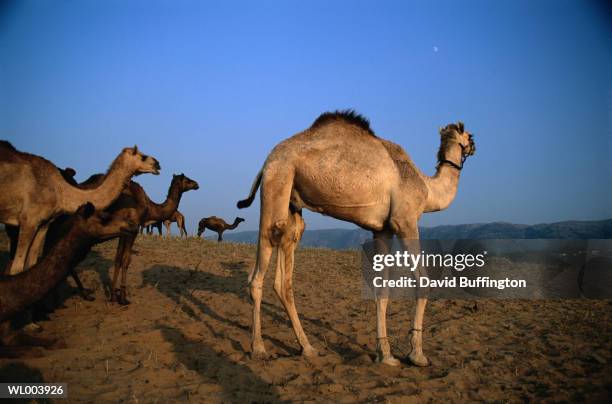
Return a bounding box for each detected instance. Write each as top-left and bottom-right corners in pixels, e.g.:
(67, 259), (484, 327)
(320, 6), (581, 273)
(158, 325), (283, 402)
(141, 261), (366, 360)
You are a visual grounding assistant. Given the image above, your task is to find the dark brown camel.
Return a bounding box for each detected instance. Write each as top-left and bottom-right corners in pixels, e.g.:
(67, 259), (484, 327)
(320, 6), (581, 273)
(0, 203), (137, 356)
(106, 174), (199, 304)
(197, 216), (245, 242)
(163, 211), (188, 238)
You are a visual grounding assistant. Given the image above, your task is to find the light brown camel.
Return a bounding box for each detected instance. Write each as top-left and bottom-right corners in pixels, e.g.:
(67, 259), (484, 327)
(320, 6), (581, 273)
(0, 203), (138, 356)
(0, 141), (160, 275)
(163, 211), (188, 238)
(197, 216), (245, 241)
(237, 110), (475, 367)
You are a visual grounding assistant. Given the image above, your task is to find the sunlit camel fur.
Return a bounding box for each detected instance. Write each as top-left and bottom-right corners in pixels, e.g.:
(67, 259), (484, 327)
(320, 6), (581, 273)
(0, 141), (160, 275)
(197, 216), (245, 242)
(0, 203), (137, 356)
(163, 211), (188, 238)
(238, 110), (475, 367)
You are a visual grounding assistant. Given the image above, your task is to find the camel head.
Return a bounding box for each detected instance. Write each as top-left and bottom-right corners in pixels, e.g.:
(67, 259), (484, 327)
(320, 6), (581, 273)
(197, 220), (205, 237)
(172, 173), (200, 192)
(437, 122), (476, 168)
(121, 146), (161, 176)
(72, 203), (140, 241)
(234, 217), (246, 225)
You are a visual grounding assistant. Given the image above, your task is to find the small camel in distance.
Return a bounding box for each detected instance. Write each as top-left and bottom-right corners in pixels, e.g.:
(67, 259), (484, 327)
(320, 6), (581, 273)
(237, 110), (475, 367)
(163, 211), (188, 238)
(197, 216), (245, 242)
(0, 142), (160, 275)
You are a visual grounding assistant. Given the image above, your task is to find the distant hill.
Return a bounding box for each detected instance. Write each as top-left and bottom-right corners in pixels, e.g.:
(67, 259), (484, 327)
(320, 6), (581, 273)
(215, 219), (612, 250)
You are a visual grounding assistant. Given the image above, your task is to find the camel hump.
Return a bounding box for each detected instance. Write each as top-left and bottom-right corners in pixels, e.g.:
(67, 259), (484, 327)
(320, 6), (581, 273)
(0, 140), (16, 151)
(310, 109), (376, 136)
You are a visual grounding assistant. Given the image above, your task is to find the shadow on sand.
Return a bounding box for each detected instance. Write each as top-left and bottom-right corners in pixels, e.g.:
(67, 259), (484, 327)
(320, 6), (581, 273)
(141, 261), (365, 359)
(158, 325), (283, 402)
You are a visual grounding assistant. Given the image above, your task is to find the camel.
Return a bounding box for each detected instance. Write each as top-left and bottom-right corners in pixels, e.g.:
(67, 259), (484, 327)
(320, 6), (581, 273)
(197, 216), (245, 242)
(163, 211), (188, 238)
(0, 203), (138, 354)
(103, 174), (199, 304)
(237, 110), (475, 367)
(0, 141), (160, 275)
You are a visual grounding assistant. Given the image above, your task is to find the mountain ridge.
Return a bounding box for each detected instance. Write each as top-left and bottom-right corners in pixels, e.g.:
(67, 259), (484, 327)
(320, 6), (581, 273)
(213, 218), (612, 249)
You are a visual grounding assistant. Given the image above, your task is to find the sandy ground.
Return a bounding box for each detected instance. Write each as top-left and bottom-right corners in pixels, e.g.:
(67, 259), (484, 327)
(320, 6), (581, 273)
(0, 235), (611, 402)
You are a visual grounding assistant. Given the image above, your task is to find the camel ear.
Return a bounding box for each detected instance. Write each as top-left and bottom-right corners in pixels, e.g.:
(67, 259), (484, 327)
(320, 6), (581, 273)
(77, 202), (96, 219)
(132, 145), (138, 155)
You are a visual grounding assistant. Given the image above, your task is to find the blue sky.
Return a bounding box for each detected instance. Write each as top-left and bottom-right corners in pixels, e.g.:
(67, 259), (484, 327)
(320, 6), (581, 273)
(1, 0), (610, 232)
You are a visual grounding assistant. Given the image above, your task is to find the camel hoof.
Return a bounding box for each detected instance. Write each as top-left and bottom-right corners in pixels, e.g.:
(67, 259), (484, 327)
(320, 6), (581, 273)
(82, 294), (95, 302)
(110, 288), (121, 302)
(301, 345), (319, 358)
(117, 297), (131, 306)
(408, 352), (430, 367)
(251, 346), (271, 360)
(377, 355), (401, 367)
(22, 323), (43, 333)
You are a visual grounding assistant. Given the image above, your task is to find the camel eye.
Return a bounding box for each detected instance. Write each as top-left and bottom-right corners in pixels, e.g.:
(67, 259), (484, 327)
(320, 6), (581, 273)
(141, 154), (147, 161)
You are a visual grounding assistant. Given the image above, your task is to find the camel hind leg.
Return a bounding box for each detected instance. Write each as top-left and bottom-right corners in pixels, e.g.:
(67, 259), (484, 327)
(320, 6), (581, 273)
(164, 221), (171, 238)
(249, 167), (295, 359)
(273, 209), (317, 357)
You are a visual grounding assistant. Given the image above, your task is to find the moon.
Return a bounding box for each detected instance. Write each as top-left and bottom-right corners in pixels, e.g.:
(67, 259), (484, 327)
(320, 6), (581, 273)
(433, 46), (439, 53)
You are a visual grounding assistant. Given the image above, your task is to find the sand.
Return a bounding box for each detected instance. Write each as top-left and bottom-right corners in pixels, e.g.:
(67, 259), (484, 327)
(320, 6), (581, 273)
(0, 235), (610, 402)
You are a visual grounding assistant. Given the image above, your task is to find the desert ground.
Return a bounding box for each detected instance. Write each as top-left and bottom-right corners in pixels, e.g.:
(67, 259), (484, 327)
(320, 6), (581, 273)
(0, 234), (610, 402)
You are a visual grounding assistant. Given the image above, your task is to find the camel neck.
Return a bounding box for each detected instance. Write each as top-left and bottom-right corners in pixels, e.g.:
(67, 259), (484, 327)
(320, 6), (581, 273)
(146, 180), (183, 222)
(62, 157), (132, 212)
(422, 144), (463, 213)
(0, 228), (88, 321)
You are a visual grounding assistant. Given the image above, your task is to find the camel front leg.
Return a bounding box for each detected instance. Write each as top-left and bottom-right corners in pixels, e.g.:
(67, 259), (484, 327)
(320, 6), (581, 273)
(373, 230), (400, 366)
(70, 270), (95, 301)
(164, 221), (171, 238)
(217, 231), (223, 242)
(110, 236), (127, 302)
(24, 223), (49, 269)
(398, 226), (430, 367)
(8, 221), (38, 275)
(118, 234), (136, 305)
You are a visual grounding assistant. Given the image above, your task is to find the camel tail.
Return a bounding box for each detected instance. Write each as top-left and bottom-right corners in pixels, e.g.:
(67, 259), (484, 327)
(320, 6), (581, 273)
(237, 168), (263, 209)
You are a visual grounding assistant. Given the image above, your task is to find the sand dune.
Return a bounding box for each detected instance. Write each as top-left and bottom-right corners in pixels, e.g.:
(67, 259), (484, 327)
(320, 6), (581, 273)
(0, 235), (610, 402)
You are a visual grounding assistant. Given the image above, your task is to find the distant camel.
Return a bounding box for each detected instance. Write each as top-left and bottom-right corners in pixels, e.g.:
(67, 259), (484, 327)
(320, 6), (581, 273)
(237, 110), (475, 366)
(0, 142), (160, 275)
(0, 203), (137, 353)
(163, 211), (188, 238)
(197, 216), (245, 242)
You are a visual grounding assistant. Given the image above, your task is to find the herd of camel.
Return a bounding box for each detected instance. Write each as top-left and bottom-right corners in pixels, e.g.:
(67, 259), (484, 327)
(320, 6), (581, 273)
(0, 110), (475, 366)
